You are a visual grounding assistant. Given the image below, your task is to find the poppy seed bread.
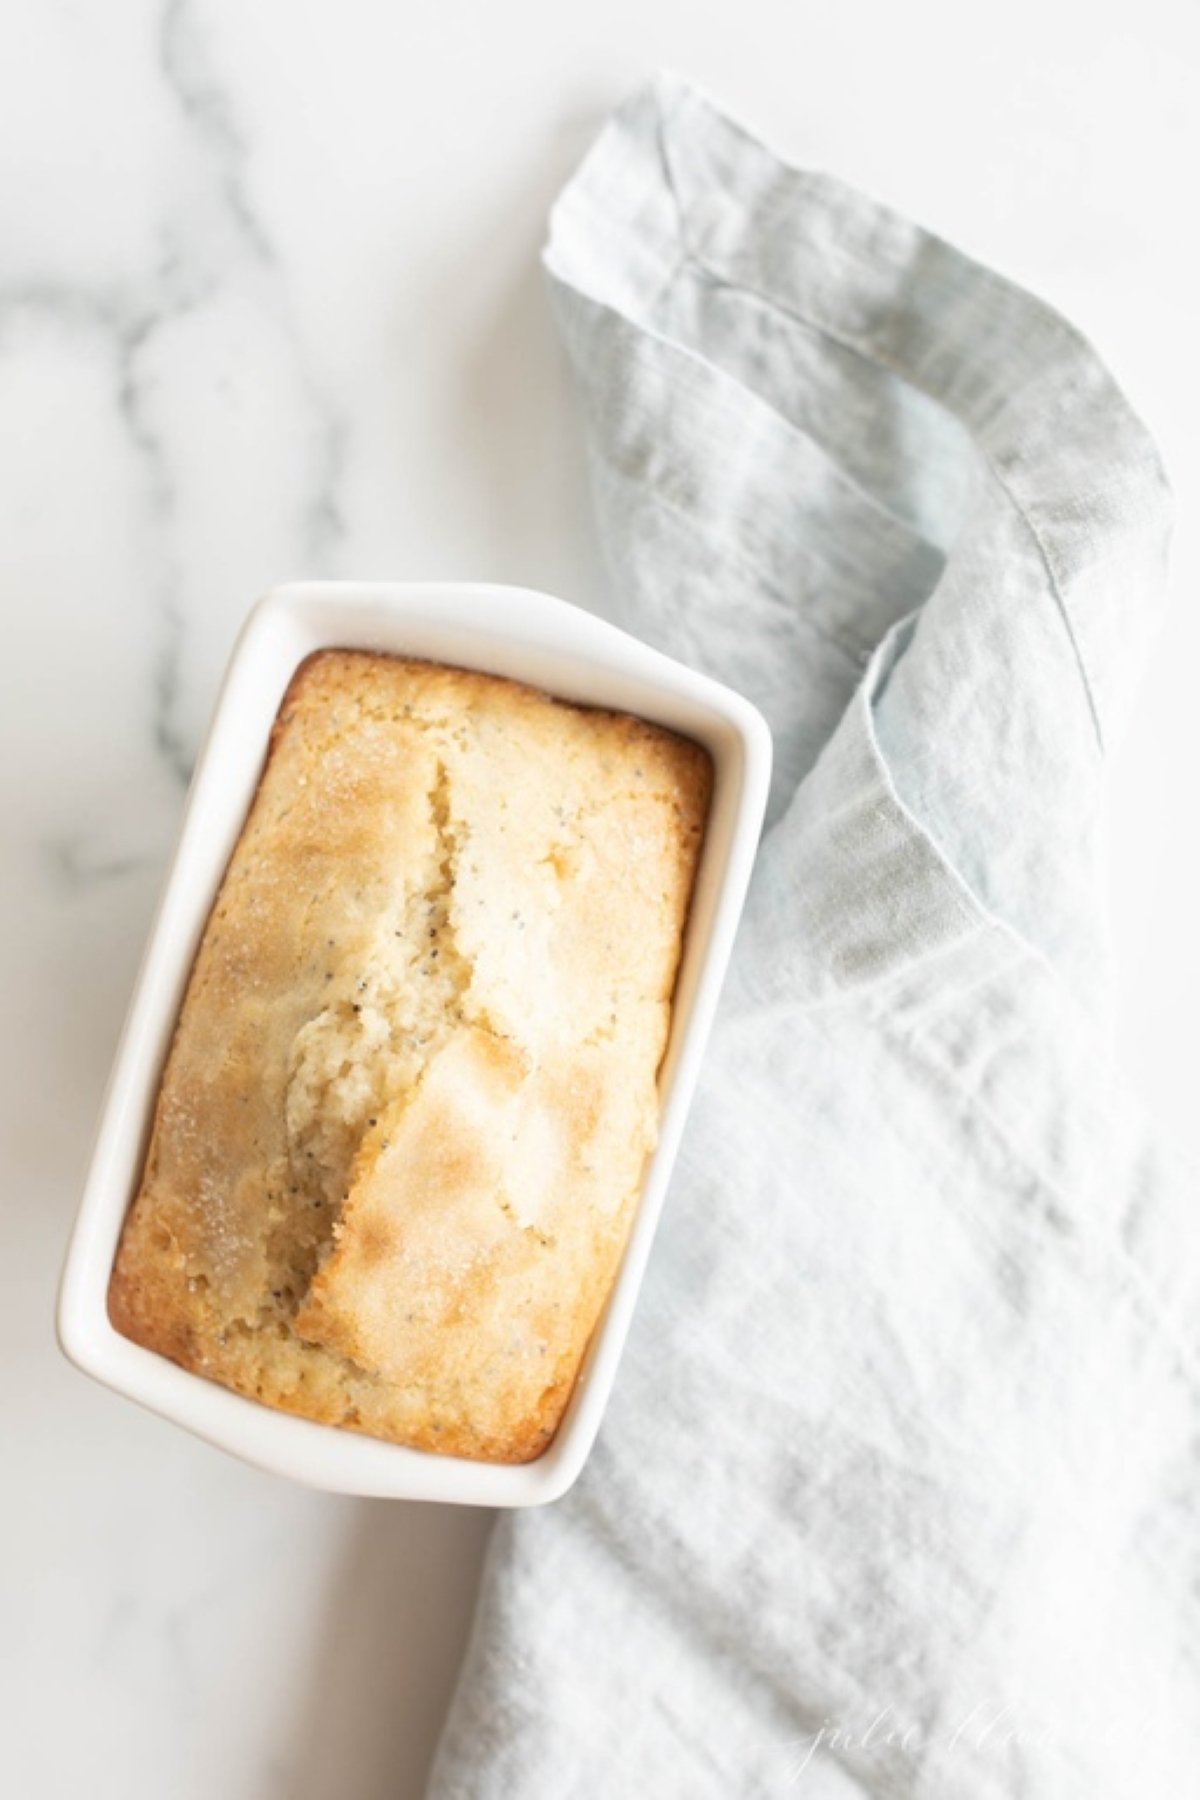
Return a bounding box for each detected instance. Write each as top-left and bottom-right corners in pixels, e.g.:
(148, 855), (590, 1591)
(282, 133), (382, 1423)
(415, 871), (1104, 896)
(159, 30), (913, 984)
(108, 650), (710, 1462)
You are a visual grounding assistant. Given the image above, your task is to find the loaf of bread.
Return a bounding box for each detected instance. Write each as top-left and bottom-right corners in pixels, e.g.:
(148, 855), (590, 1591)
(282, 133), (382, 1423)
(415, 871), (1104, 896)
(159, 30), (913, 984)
(109, 650), (711, 1462)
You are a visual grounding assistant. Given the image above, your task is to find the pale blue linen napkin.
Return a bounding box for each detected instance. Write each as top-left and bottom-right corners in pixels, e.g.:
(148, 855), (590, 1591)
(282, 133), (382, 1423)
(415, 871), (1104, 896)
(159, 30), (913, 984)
(429, 76), (1198, 1799)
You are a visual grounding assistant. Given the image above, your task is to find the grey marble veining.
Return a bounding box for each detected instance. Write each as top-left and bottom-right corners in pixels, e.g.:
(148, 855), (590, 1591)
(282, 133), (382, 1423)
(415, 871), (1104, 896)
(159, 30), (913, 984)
(3, 0), (349, 803)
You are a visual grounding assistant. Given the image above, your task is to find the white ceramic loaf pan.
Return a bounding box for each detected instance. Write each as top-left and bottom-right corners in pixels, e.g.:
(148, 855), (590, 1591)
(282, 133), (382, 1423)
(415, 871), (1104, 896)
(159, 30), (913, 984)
(57, 582), (772, 1506)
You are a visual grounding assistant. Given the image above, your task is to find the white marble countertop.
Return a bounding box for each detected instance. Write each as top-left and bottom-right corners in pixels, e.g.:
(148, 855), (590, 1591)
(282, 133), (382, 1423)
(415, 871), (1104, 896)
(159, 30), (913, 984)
(4, 4), (1198, 1796)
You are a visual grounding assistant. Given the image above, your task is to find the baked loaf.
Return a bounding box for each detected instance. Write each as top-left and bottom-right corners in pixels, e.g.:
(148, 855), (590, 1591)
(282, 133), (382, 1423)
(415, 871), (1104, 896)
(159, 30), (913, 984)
(109, 650), (711, 1462)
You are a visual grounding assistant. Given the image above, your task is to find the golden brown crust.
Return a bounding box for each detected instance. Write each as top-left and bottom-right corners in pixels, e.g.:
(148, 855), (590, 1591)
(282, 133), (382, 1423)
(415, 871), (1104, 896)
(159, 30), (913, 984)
(109, 651), (711, 1462)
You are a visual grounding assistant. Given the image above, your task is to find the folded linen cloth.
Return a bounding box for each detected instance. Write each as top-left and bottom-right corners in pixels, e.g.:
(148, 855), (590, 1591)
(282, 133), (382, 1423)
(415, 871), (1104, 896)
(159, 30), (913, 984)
(428, 76), (1199, 1799)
